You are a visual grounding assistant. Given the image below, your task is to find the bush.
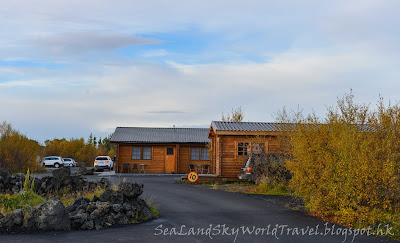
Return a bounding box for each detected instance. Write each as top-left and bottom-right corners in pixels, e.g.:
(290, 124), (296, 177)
(250, 153), (292, 185)
(43, 136), (115, 166)
(280, 92), (400, 231)
(0, 171), (45, 215)
(0, 122), (42, 173)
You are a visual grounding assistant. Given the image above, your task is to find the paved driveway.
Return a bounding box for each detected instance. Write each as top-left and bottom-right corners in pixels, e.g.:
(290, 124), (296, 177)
(2, 175), (396, 243)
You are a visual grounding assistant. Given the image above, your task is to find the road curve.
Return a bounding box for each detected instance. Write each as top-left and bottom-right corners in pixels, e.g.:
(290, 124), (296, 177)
(1, 174), (396, 243)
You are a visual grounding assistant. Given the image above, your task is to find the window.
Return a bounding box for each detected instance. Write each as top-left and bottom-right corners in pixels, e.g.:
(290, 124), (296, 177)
(237, 142), (249, 156)
(252, 143), (265, 154)
(201, 148), (210, 160)
(167, 148), (174, 155)
(132, 146), (152, 160)
(191, 147), (210, 160)
(132, 147), (141, 159)
(191, 147), (200, 160)
(143, 147), (152, 160)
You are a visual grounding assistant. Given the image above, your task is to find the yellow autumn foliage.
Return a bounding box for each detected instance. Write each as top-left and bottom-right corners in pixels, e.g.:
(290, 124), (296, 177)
(280, 92), (400, 229)
(0, 122), (42, 173)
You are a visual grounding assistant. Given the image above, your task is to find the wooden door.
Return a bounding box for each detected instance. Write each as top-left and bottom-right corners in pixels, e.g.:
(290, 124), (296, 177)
(165, 147), (176, 173)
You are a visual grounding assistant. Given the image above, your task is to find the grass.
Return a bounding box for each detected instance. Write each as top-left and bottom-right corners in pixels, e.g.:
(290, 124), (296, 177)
(206, 180), (293, 196)
(0, 191), (45, 215)
(59, 187), (106, 207)
(148, 204), (160, 219)
(142, 196), (160, 219)
(0, 176), (107, 215)
(0, 170), (46, 215)
(254, 182), (293, 196)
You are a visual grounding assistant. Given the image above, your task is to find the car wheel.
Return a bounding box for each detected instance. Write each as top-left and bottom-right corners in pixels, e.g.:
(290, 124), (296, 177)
(54, 163), (60, 168)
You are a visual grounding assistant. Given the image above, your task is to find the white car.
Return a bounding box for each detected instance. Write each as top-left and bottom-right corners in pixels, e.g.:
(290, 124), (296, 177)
(94, 156), (114, 170)
(63, 158), (76, 167)
(43, 156), (64, 168)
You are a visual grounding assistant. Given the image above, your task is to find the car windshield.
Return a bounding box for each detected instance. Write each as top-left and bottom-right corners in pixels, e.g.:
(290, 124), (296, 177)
(64, 159), (70, 161)
(96, 157), (108, 160)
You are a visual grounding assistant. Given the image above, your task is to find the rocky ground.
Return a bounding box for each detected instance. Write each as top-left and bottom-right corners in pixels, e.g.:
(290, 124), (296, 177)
(0, 167), (109, 196)
(0, 168), (156, 234)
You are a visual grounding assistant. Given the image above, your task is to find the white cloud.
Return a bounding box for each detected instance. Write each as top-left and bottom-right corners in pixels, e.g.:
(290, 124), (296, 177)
(30, 32), (160, 54)
(1, 0), (400, 141)
(3, 42), (400, 142)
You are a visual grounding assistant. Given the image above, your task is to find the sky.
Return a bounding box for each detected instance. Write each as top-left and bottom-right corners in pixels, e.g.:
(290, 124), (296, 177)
(1, 0), (400, 143)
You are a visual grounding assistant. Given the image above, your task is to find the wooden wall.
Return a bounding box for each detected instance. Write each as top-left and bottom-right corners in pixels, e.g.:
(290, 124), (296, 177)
(177, 145), (211, 174)
(115, 143), (211, 174)
(117, 144), (165, 173)
(216, 135), (282, 177)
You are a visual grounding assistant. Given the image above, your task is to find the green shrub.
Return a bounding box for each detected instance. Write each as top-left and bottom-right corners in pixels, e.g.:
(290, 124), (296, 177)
(255, 180), (292, 196)
(0, 192), (45, 215)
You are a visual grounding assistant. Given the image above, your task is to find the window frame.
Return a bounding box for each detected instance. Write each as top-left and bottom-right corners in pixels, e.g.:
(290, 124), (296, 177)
(201, 147), (210, 160)
(252, 142), (265, 154)
(190, 147), (200, 160)
(190, 147), (210, 161)
(237, 142), (250, 156)
(142, 146), (152, 160)
(166, 147), (174, 155)
(132, 146), (152, 160)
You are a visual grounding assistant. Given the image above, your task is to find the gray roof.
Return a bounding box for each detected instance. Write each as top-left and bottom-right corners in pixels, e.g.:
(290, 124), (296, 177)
(211, 121), (285, 132)
(110, 127), (210, 144)
(211, 121), (378, 133)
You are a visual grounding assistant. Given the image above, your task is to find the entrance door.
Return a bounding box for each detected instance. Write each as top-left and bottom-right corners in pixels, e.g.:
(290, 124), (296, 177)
(165, 147), (176, 173)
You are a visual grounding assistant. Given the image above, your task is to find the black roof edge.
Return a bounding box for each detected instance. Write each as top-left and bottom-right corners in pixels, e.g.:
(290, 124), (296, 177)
(110, 141), (209, 144)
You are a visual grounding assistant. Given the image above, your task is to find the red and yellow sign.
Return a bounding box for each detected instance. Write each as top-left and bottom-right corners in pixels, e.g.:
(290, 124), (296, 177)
(187, 171), (199, 183)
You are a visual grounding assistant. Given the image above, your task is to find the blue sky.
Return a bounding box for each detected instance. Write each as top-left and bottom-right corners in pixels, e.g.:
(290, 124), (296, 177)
(1, 0), (400, 143)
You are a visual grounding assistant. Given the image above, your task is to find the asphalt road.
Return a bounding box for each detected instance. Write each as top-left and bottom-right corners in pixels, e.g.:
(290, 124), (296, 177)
(1, 171), (397, 243)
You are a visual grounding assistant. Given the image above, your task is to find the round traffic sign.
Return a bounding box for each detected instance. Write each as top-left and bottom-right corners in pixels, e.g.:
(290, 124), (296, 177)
(187, 171), (199, 183)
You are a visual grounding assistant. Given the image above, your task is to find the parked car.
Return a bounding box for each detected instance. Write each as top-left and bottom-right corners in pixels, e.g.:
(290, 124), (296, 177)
(238, 153), (291, 182)
(43, 156), (64, 168)
(94, 156), (114, 170)
(63, 158), (76, 167)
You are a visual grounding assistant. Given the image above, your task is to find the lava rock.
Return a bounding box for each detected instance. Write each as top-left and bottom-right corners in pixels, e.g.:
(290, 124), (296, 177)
(1, 209), (24, 227)
(118, 179), (143, 199)
(81, 220), (94, 230)
(100, 189), (126, 205)
(91, 195), (100, 202)
(52, 168), (71, 179)
(0, 168), (11, 180)
(25, 198), (71, 231)
(112, 204), (122, 213)
(65, 197), (90, 214)
(77, 167), (94, 175)
(70, 213), (89, 230)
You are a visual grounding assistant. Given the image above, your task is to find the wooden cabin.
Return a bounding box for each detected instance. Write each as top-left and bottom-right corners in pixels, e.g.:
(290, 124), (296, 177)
(208, 121), (283, 178)
(110, 127), (211, 174)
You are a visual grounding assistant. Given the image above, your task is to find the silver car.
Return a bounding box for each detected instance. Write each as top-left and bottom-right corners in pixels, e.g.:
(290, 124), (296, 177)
(63, 158), (76, 167)
(43, 156), (64, 168)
